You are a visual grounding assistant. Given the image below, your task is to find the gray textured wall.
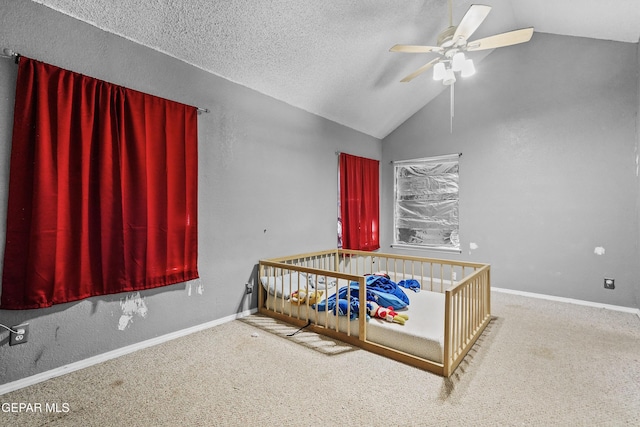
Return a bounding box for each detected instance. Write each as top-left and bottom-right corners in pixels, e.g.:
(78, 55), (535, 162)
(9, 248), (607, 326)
(0, 1), (380, 384)
(382, 33), (640, 309)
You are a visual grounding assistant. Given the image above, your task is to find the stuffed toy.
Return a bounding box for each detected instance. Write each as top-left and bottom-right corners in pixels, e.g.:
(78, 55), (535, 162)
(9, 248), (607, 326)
(289, 289), (324, 305)
(367, 301), (409, 325)
(371, 271), (390, 279)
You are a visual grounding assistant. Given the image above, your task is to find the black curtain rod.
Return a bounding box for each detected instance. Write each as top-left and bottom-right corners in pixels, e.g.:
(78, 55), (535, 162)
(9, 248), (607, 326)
(1, 48), (210, 114)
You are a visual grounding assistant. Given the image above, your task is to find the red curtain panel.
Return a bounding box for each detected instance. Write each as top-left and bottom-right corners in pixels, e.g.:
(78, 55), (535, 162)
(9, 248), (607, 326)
(1, 57), (199, 309)
(339, 153), (380, 251)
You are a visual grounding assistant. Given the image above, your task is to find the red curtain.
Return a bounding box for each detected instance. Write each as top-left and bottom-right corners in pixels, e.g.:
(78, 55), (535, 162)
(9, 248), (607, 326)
(1, 57), (199, 309)
(339, 153), (379, 251)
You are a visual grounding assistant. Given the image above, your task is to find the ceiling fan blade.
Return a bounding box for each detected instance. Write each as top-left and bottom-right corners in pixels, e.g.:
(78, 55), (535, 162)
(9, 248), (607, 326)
(400, 58), (441, 83)
(453, 4), (492, 43)
(466, 27), (534, 51)
(390, 44), (442, 53)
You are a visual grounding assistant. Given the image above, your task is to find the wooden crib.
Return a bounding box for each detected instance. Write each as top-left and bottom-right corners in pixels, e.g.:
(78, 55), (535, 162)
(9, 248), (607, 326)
(258, 249), (491, 377)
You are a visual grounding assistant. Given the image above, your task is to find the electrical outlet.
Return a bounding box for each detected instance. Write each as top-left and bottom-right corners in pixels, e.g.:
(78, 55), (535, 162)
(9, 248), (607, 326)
(10, 323), (29, 346)
(604, 278), (615, 290)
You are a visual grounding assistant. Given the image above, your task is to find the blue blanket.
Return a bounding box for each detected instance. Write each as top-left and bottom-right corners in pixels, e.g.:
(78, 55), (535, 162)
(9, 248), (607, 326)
(314, 275), (420, 319)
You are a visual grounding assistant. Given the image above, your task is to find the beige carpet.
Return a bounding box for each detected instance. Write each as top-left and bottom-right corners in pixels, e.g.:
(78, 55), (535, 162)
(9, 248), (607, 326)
(1, 291), (639, 426)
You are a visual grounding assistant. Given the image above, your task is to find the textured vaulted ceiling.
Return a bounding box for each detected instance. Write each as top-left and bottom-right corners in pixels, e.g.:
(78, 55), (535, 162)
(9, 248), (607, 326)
(31, 0), (640, 139)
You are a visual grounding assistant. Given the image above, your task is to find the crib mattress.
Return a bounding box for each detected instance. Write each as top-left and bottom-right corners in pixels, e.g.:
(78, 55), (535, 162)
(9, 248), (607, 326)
(265, 286), (445, 364)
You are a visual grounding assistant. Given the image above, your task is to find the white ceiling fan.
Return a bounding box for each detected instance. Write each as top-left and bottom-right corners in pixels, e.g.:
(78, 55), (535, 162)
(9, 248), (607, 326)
(390, 1), (534, 129)
(391, 1), (534, 84)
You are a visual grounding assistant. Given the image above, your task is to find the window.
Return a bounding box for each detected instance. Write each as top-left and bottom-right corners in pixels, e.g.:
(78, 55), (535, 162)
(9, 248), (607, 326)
(393, 154), (460, 252)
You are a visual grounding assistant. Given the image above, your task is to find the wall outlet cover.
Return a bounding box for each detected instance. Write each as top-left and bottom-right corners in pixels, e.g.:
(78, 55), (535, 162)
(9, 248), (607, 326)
(9, 323), (29, 346)
(604, 278), (615, 290)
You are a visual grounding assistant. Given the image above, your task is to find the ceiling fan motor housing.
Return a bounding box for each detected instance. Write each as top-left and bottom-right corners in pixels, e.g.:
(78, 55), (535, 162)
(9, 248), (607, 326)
(437, 26), (457, 48)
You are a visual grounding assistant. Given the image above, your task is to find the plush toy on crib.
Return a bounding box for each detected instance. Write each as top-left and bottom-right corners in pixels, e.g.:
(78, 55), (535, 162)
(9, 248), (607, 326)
(372, 271), (390, 279)
(367, 301), (409, 325)
(289, 289), (324, 305)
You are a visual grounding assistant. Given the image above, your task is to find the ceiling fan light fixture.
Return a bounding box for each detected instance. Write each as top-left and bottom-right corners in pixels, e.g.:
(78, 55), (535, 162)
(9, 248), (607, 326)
(451, 52), (466, 72)
(461, 58), (476, 77)
(443, 68), (456, 86)
(433, 62), (446, 80)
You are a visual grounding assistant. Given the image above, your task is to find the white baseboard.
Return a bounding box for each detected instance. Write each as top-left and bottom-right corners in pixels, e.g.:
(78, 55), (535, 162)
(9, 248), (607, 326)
(492, 287), (640, 318)
(0, 308), (258, 396)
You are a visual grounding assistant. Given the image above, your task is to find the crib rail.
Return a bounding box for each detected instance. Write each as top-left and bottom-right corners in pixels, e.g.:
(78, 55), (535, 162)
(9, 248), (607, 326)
(264, 250), (338, 270)
(443, 264), (491, 376)
(258, 260), (368, 339)
(336, 249), (486, 294)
